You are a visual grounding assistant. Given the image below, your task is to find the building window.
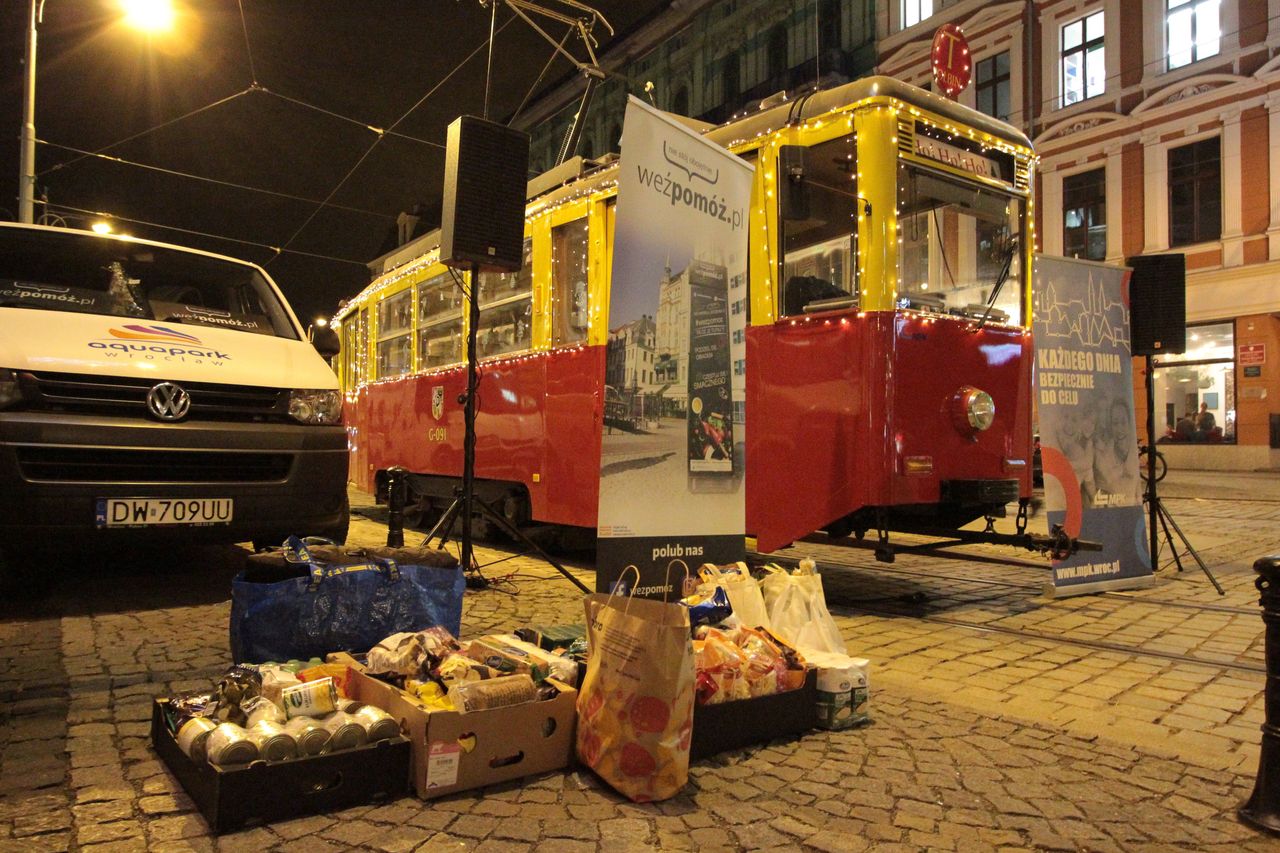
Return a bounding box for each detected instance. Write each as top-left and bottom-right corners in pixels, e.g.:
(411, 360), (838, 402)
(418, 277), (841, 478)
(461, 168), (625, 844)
(819, 0), (842, 57)
(722, 51), (740, 111)
(1154, 321), (1234, 443)
(1063, 168), (1106, 261)
(902, 0), (933, 29)
(975, 52), (1011, 123)
(1168, 137), (1220, 246)
(1167, 0), (1220, 70)
(767, 26), (788, 83)
(672, 86), (689, 116)
(1061, 11), (1105, 106)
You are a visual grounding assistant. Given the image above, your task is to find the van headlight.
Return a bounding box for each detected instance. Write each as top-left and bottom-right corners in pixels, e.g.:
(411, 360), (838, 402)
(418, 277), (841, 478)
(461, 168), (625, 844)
(0, 369), (23, 409)
(288, 389), (343, 425)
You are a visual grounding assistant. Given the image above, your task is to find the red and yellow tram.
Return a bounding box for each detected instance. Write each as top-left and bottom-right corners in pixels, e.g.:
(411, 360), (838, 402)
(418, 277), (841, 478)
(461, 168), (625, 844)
(334, 77), (1036, 554)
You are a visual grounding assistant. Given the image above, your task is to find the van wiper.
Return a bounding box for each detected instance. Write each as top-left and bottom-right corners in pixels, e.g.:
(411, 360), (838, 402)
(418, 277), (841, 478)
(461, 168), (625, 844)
(972, 236), (1018, 332)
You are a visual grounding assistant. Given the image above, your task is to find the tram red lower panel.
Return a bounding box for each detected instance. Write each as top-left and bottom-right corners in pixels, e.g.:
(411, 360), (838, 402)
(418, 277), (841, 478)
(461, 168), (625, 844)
(345, 346), (605, 529)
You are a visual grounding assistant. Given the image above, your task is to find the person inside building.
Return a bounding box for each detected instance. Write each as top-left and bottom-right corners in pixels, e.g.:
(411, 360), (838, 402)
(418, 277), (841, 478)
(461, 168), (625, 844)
(1174, 412), (1197, 441)
(1195, 401), (1216, 439)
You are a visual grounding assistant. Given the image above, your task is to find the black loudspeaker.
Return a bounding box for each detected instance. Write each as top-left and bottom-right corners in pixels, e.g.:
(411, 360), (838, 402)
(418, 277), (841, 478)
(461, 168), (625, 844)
(440, 116), (530, 273)
(1126, 253), (1186, 356)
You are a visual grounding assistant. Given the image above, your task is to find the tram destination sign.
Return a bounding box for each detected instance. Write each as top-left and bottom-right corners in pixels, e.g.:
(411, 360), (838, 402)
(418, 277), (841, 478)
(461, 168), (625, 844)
(913, 135), (1006, 182)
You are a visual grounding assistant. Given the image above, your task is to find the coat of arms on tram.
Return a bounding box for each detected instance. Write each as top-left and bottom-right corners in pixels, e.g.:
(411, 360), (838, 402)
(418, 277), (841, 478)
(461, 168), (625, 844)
(431, 386), (444, 420)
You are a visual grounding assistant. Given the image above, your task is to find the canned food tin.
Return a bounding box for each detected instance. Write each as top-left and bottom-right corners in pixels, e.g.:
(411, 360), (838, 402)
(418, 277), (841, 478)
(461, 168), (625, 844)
(281, 677), (339, 719)
(175, 716), (217, 762)
(283, 716), (331, 756)
(348, 704), (400, 742)
(247, 720), (298, 762)
(205, 723), (260, 766)
(320, 711), (368, 752)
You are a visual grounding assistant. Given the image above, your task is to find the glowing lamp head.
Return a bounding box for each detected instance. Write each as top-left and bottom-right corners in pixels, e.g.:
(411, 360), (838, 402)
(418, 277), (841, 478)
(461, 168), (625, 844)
(120, 0), (175, 32)
(951, 386), (995, 436)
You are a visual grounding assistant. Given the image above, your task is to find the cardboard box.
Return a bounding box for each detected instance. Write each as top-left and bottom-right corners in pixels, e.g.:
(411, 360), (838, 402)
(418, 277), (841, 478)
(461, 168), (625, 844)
(150, 700), (410, 834)
(690, 668), (818, 760)
(335, 654), (577, 799)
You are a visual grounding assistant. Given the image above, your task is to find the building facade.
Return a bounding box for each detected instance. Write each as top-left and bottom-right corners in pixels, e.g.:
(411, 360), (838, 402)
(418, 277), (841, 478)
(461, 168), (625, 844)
(879, 0), (1280, 468)
(519, 0), (877, 174)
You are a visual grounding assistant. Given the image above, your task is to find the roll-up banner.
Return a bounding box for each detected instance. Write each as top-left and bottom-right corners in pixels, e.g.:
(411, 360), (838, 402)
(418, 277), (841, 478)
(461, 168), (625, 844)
(596, 96), (754, 598)
(1032, 254), (1153, 597)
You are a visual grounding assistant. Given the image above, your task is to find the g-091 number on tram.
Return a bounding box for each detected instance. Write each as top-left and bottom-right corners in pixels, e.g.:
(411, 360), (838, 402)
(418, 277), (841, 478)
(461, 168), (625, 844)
(334, 76), (1047, 557)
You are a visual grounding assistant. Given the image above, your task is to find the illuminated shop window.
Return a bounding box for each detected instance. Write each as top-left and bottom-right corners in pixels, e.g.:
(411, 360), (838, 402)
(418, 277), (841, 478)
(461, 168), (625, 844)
(1062, 11), (1105, 106)
(1167, 0), (1220, 70)
(1153, 322), (1234, 444)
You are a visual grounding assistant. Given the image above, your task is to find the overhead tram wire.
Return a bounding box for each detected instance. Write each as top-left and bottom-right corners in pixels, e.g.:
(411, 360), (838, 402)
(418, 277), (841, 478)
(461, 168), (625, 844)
(269, 12), (519, 264)
(47, 202), (369, 267)
(36, 140), (394, 221)
(257, 88), (446, 150)
(236, 0), (259, 87)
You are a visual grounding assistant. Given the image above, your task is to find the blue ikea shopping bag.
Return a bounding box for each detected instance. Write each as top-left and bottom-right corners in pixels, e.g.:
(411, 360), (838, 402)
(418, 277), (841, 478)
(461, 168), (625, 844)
(230, 536), (464, 664)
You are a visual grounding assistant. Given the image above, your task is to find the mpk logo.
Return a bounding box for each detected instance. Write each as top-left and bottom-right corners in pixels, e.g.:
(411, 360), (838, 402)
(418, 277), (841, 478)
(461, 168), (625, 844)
(431, 386), (445, 420)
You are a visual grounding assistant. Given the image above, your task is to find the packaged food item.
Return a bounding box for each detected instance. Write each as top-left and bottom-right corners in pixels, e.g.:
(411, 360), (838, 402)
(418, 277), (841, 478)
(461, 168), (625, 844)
(366, 628), (460, 677)
(242, 695), (286, 727)
(320, 711), (369, 751)
(298, 663), (349, 686)
(434, 653), (499, 689)
(258, 665), (302, 706)
(447, 674), (538, 713)
(513, 624), (586, 652)
(281, 677), (338, 719)
(167, 689), (219, 728)
(680, 585), (734, 628)
(283, 716), (331, 756)
(175, 716), (218, 762)
(247, 720), (299, 762)
(804, 650), (870, 730)
(216, 665), (263, 726)
(465, 635), (578, 684)
(405, 678), (455, 711)
(205, 723), (260, 766)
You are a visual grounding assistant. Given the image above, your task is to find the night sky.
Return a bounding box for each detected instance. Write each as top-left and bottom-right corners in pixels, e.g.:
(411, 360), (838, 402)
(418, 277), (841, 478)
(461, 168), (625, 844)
(0, 0), (666, 325)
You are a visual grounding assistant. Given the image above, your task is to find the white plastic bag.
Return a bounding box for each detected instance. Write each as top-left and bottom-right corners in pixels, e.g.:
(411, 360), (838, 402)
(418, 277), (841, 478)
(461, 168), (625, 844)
(698, 562), (771, 630)
(760, 562), (846, 655)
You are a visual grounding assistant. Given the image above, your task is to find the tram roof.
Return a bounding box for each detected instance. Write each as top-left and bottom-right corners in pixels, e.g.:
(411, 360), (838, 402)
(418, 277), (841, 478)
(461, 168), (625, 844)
(355, 75), (1031, 308)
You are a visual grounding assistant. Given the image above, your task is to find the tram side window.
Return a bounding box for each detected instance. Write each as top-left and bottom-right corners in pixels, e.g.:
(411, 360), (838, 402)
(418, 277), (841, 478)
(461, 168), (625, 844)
(376, 288), (413, 378)
(552, 217), (589, 346)
(346, 308), (368, 387)
(417, 270), (463, 370)
(897, 164), (1024, 324)
(477, 238), (533, 359)
(780, 136), (860, 317)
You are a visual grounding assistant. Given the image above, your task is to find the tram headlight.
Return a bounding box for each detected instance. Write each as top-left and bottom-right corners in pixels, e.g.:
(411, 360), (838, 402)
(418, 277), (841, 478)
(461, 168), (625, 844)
(288, 389), (343, 425)
(951, 386), (995, 435)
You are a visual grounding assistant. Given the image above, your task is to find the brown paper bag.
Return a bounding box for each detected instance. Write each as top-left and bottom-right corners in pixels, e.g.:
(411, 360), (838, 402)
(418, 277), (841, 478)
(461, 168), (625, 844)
(576, 581), (695, 802)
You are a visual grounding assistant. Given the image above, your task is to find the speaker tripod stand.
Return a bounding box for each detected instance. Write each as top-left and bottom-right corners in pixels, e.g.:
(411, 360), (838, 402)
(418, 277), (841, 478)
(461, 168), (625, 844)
(1143, 354), (1223, 595)
(420, 259), (589, 595)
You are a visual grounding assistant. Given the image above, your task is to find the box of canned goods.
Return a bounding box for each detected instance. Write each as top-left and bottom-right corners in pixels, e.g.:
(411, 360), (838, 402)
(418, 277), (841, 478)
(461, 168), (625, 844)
(150, 698), (410, 835)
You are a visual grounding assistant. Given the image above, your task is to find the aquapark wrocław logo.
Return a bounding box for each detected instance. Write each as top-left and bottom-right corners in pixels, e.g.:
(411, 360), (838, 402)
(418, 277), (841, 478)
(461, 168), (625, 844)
(88, 324), (231, 362)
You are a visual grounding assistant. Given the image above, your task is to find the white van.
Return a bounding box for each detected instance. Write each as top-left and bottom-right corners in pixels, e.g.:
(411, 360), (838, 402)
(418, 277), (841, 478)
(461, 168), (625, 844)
(0, 222), (349, 567)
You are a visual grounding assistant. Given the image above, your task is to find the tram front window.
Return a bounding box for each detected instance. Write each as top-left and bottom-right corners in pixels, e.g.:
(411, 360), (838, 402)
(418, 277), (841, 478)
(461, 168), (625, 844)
(780, 136), (859, 317)
(897, 164), (1025, 325)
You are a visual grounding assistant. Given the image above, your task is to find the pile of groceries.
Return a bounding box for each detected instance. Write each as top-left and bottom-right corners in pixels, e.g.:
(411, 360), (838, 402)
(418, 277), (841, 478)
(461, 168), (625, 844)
(163, 662), (399, 767)
(357, 627), (578, 713)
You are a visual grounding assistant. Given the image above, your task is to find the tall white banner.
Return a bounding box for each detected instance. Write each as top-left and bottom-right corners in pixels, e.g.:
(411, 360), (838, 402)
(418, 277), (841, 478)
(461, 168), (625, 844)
(596, 97), (754, 597)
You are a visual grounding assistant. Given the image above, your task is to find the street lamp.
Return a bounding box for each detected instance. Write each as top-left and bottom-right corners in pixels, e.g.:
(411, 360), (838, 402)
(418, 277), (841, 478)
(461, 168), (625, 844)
(18, 0), (175, 223)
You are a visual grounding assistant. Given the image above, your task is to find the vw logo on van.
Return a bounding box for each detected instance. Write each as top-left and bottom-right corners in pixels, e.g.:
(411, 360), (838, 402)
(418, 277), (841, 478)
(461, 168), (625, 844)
(146, 382), (191, 421)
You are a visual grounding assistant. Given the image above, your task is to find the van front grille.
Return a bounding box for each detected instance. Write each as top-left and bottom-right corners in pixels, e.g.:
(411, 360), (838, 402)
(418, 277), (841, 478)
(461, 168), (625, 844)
(15, 447), (293, 483)
(16, 371), (288, 422)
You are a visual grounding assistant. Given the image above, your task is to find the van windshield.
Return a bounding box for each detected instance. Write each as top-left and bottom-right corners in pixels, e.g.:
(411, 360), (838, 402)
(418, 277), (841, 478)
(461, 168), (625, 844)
(0, 227), (299, 339)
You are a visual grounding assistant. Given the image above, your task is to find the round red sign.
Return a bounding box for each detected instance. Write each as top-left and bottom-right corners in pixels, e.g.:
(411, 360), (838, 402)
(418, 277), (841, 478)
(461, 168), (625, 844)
(931, 24), (971, 99)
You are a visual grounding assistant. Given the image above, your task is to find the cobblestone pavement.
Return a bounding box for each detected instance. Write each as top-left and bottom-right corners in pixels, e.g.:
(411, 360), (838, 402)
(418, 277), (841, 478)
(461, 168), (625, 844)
(1, 475), (1279, 851)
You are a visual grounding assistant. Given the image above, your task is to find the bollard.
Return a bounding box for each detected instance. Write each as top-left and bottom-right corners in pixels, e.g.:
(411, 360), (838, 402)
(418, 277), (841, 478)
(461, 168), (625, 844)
(385, 466), (408, 548)
(1240, 555), (1280, 834)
